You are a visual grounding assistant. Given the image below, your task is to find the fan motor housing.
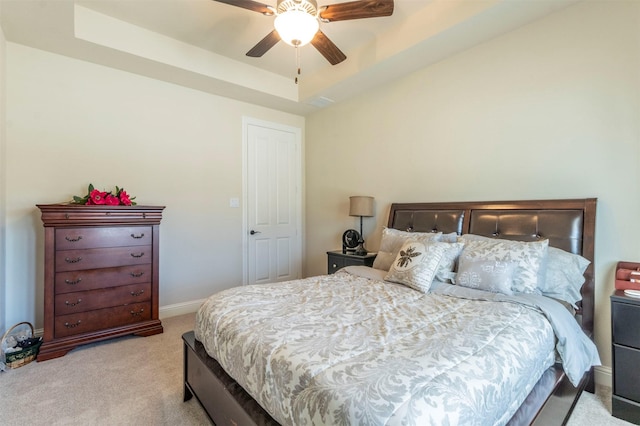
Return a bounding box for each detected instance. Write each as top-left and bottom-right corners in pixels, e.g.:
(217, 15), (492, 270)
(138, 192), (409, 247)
(277, 0), (318, 16)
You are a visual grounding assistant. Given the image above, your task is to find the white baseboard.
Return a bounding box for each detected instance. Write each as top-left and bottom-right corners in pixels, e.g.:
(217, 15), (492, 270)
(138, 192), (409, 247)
(594, 365), (612, 388)
(159, 298), (205, 319)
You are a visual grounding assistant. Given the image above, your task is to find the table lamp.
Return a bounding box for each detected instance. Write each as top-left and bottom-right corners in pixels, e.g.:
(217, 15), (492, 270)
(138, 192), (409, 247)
(349, 196), (374, 255)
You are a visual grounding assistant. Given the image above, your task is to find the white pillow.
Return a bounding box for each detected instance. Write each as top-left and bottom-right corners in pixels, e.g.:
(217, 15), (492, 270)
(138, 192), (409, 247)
(455, 258), (516, 295)
(372, 227), (441, 271)
(384, 240), (448, 293)
(539, 247), (590, 307)
(458, 234), (549, 294)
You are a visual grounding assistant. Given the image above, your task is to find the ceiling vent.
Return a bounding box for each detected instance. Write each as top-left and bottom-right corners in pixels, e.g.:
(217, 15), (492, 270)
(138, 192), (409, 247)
(307, 96), (335, 108)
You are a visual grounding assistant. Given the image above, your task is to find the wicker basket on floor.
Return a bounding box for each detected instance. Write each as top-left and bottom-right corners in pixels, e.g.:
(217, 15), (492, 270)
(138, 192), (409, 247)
(1, 322), (42, 369)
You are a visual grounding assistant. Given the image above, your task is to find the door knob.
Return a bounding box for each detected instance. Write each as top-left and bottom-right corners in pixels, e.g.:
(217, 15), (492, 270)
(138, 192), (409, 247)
(250, 230), (261, 235)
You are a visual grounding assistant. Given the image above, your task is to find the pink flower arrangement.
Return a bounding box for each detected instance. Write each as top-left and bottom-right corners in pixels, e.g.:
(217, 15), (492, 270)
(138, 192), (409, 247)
(72, 184), (137, 206)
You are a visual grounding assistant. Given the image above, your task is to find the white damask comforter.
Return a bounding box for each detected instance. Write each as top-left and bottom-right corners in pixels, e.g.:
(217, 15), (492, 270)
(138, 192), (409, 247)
(195, 267), (599, 426)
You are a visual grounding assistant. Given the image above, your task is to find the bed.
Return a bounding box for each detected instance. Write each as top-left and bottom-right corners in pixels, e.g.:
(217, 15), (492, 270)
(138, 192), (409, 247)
(183, 198), (599, 425)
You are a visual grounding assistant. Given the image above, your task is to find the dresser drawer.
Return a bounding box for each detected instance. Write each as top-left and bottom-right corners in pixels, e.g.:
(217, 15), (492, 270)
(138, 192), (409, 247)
(55, 264), (152, 294)
(55, 282), (152, 315)
(614, 345), (640, 401)
(612, 301), (640, 348)
(54, 302), (151, 338)
(56, 245), (152, 272)
(55, 226), (152, 250)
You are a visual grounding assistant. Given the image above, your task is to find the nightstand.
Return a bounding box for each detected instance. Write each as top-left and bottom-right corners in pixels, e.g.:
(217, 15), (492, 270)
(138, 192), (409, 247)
(611, 290), (640, 424)
(327, 250), (377, 274)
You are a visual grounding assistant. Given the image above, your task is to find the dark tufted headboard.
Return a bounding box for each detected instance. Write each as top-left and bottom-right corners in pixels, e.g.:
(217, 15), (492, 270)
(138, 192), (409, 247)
(387, 199), (597, 337)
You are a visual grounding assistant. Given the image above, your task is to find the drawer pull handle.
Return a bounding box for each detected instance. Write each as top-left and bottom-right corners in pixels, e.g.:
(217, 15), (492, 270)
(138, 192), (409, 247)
(130, 271), (145, 278)
(130, 308), (145, 317)
(130, 252), (145, 258)
(65, 299), (82, 307)
(332, 263), (337, 268)
(65, 257), (82, 264)
(130, 290), (145, 296)
(65, 236), (83, 242)
(131, 233), (145, 239)
(64, 320), (82, 328)
(64, 278), (82, 285)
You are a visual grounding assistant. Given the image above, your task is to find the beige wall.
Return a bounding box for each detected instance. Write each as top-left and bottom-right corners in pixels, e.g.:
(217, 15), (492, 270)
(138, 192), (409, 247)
(4, 43), (304, 328)
(305, 1), (640, 384)
(0, 4), (7, 335)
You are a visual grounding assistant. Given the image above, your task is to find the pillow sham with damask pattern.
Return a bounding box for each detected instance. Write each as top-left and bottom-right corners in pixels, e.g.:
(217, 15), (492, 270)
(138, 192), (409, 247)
(384, 239), (448, 293)
(539, 246), (590, 307)
(458, 235), (549, 294)
(372, 227), (441, 271)
(455, 258), (517, 295)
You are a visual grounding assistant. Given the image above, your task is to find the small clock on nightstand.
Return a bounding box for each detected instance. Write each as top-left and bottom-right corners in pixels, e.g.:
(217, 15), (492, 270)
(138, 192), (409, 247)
(327, 250), (377, 274)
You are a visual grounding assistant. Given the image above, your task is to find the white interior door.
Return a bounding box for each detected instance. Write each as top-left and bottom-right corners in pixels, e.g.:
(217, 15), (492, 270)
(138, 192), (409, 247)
(244, 118), (302, 285)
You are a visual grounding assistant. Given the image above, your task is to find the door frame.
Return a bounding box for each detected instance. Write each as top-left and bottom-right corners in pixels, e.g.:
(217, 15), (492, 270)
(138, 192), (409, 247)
(242, 116), (303, 286)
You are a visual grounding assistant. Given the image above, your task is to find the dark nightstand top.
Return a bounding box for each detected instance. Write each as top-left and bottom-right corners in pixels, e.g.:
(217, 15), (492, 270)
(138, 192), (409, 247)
(611, 290), (640, 305)
(326, 250), (378, 259)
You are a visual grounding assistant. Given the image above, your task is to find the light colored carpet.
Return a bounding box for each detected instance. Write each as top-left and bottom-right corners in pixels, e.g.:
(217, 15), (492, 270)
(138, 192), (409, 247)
(0, 313), (631, 425)
(0, 314), (211, 425)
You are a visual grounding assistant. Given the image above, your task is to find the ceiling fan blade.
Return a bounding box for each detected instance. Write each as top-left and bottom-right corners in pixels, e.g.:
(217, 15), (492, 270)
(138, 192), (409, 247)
(212, 0), (274, 15)
(319, 0), (393, 22)
(311, 31), (347, 65)
(246, 30), (281, 57)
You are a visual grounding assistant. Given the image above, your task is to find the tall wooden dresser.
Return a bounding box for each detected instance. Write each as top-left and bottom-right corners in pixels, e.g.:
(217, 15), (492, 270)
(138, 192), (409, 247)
(37, 204), (165, 361)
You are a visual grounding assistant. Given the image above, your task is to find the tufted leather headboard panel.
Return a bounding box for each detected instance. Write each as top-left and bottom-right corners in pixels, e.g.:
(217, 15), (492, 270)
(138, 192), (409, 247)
(392, 210), (464, 234)
(387, 199), (597, 337)
(469, 210), (584, 254)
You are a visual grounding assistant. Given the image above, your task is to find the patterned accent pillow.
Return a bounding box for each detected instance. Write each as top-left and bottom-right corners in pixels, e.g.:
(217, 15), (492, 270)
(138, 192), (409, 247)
(455, 258), (516, 295)
(384, 240), (448, 293)
(372, 227), (442, 271)
(458, 235), (549, 293)
(538, 247), (590, 307)
(435, 242), (464, 283)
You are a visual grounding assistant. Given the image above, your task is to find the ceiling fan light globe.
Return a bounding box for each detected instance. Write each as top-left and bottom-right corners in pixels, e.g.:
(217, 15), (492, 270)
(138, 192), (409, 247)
(274, 10), (319, 47)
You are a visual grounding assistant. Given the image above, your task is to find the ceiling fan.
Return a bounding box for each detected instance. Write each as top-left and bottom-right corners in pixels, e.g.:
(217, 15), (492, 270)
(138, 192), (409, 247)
(213, 0), (394, 66)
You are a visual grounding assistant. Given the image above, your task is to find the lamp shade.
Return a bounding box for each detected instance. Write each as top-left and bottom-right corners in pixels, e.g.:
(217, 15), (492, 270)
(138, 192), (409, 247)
(349, 196), (374, 217)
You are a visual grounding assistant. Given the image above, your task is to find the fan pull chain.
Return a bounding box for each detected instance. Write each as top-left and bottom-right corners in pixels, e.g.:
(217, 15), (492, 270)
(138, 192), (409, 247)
(295, 46), (301, 84)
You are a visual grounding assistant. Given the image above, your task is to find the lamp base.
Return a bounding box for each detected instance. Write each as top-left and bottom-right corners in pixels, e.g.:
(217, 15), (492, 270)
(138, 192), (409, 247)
(354, 241), (367, 256)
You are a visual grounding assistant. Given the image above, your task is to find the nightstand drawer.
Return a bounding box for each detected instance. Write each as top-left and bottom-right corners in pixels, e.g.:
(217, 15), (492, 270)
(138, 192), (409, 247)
(613, 395), (640, 424)
(613, 302), (640, 348)
(328, 256), (346, 274)
(326, 251), (377, 274)
(614, 345), (640, 401)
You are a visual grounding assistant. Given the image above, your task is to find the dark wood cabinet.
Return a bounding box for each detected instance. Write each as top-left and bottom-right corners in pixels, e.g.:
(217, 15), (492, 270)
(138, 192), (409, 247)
(612, 290), (640, 424)
(37, 204), (164, 361)
(327, 250), (377, 274)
